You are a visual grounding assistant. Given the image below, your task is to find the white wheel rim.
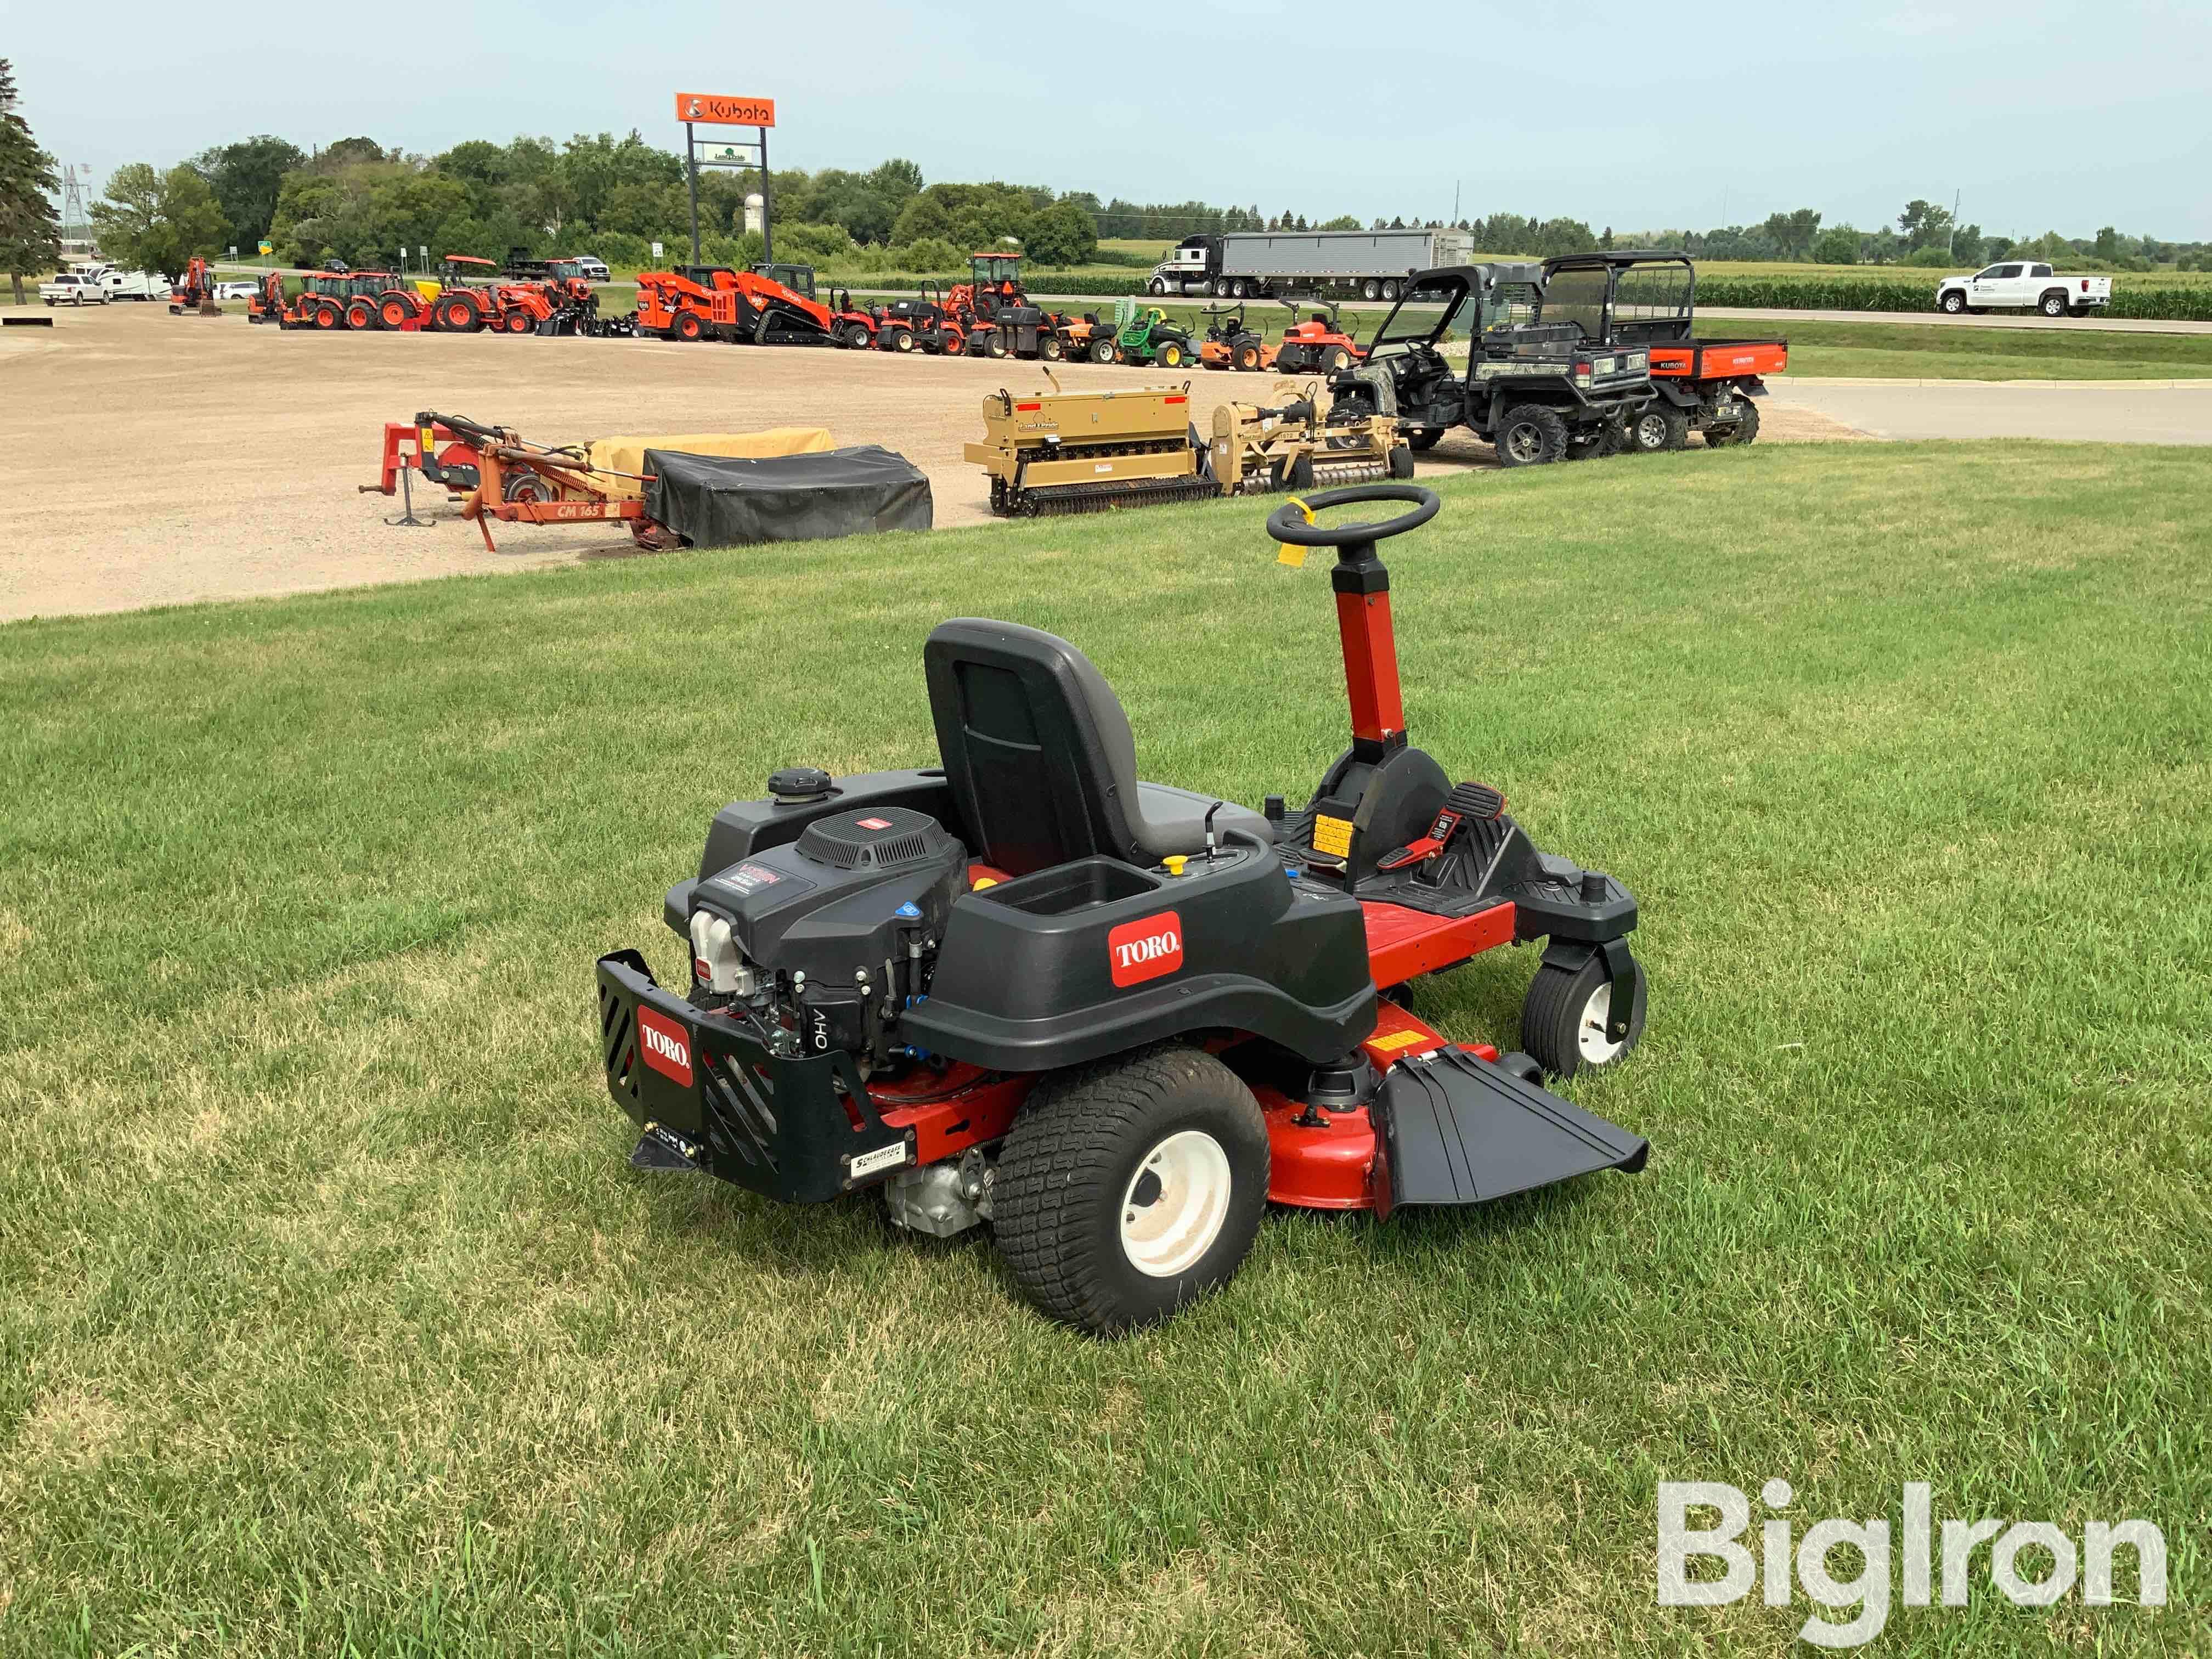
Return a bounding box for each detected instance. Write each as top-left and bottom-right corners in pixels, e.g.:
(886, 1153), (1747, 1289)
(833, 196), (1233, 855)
(1119, 1130), (1232, 1278)
(1576, 982), (1624, 1066)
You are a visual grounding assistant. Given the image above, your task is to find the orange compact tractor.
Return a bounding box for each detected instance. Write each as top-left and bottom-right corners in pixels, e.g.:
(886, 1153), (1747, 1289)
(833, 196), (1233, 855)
(423, 256), (544, 333)
(944, 253), (1062, 359)
(362, 411), (678, 552)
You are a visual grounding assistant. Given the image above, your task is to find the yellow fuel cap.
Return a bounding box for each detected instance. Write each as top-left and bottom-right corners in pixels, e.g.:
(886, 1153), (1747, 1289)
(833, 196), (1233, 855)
(1163, 855), (1187, 876)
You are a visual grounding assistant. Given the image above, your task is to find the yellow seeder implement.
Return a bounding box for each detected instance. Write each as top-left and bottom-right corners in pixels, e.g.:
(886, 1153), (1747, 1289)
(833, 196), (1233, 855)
(966, 379), (1217, 517)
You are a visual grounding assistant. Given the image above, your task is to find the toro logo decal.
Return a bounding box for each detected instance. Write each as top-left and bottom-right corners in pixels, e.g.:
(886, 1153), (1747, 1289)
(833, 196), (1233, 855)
(636, 1007), (695, 1087)
(1108, 911), (1184, 988)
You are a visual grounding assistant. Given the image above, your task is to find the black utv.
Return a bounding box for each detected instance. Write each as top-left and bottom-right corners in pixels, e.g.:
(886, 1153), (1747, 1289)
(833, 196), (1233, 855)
(1329, 264), (1656, 466)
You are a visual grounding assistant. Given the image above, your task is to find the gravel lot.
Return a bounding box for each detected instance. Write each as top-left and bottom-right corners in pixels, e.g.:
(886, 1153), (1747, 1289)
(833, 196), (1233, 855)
(0, 303), (1864, 622)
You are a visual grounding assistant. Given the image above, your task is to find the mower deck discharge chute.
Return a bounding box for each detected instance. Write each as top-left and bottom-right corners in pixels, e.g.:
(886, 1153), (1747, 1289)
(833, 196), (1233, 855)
(593, 484), (1649, 1333)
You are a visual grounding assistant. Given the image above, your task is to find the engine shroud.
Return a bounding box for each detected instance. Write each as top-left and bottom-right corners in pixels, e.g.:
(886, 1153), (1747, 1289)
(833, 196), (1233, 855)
(692, 806), (967, 1006)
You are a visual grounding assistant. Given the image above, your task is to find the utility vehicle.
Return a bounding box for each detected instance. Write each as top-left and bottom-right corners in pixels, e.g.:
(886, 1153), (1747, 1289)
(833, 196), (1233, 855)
(1538, 251), (1786, 452)
(1330, 265), (1655, 465)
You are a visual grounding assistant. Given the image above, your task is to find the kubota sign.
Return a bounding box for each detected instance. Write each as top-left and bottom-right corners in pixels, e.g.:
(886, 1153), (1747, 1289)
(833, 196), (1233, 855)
(674, 93), (776, 127)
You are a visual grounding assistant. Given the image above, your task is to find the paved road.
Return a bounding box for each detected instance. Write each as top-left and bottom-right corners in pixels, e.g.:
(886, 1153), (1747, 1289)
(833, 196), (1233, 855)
(1770, 381), (2212, 444)
(1696, 306), (2211, 337)
(1002, 292), (2210, 336)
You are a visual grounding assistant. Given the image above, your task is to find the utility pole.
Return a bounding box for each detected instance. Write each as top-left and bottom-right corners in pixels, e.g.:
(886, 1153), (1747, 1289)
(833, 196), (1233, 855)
(684, 119), (701, 264)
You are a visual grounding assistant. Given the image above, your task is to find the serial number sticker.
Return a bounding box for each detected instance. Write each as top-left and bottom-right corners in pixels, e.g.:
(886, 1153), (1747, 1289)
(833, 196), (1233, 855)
(848, 1142), (909, 1181)
(1312, 815), (1354, 858)
(1370, 1029), (1430, 1053)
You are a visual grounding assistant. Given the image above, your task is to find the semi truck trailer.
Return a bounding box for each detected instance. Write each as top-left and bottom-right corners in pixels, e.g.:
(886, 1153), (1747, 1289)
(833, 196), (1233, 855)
(1147, 229), (1476, 301)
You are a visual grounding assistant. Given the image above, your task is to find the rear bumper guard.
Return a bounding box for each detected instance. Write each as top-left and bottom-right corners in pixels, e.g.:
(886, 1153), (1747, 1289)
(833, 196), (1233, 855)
(595, 951), (912, 1204)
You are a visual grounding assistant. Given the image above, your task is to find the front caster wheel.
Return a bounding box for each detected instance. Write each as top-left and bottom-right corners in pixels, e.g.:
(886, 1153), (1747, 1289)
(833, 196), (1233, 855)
(993, 1046), (1268, 1335)
(1520, 950), (1647, 1079)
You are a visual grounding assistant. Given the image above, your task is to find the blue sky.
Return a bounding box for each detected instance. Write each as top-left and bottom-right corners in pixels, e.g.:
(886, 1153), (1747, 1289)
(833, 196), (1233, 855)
(14, 0), (2210, 240)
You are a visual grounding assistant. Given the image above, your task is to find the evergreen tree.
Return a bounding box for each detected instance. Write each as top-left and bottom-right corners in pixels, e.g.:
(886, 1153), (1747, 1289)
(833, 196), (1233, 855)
(0, 60), (63, 305)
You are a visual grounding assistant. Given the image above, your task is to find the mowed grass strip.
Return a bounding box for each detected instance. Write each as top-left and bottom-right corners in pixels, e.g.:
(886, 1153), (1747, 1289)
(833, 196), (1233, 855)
(1, 442), (2208, 1656)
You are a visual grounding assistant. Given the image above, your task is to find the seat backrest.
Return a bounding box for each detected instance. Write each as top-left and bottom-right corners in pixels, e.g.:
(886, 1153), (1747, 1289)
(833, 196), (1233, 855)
(923, 619), (1144, 876)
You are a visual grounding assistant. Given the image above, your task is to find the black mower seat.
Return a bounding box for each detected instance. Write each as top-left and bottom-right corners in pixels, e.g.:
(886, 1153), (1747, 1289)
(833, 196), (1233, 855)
(924, 619), (1273, 878)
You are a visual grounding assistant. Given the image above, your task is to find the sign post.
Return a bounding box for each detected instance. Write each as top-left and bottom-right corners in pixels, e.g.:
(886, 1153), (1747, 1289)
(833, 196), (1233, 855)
(674, 93), (777, 267)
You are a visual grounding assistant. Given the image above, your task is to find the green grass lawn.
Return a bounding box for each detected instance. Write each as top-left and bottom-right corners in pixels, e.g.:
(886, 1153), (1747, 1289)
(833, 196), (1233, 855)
(3, 443), (2208, 1655)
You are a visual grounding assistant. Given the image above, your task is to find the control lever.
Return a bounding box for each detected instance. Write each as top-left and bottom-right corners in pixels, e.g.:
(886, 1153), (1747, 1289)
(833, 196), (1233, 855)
(1203, 801), (1223, 864)
(1376, 781), (1507, 872)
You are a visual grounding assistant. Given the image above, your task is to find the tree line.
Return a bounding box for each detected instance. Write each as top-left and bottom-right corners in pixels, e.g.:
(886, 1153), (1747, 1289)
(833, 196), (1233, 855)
(73, 129), (1110, 279)
(1621, 201), (2205, 273)
(7, 74), (2205, 291)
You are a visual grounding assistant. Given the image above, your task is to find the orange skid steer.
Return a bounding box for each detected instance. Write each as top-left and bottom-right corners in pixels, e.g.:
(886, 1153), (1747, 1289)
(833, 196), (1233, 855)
(361, 413), (681, 552)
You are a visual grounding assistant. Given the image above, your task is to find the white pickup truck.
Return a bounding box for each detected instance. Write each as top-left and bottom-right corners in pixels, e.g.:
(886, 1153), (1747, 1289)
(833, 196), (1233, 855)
(1936, 262), (2112, 318)
(39, 272), (111, 306)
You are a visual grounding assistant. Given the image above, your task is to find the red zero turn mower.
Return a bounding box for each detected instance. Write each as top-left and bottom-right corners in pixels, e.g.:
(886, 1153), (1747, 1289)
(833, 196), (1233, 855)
(595, 485), (1649, 1333)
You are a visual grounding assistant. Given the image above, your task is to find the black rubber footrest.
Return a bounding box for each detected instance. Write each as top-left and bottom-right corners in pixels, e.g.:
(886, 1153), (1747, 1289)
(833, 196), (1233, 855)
(1447, 781), (1505, 820)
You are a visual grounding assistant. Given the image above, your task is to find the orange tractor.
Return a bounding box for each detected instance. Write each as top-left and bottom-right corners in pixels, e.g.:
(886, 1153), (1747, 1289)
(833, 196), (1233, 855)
(248, 269), (373, 330)
(421, 255), (556, 334)
(944, 253), (1060, 359)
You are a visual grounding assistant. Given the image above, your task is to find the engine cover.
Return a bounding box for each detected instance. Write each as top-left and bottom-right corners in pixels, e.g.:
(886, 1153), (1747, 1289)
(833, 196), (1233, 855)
(691, 808), (967, 1039)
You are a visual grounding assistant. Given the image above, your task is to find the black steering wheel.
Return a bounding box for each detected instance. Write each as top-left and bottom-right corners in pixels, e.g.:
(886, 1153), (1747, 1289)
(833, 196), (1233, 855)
(1266, 484), (1439, 548)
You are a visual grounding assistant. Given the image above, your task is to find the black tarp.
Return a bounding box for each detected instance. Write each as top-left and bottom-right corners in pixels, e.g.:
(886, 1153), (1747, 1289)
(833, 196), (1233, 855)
(643, 445), (933, 548)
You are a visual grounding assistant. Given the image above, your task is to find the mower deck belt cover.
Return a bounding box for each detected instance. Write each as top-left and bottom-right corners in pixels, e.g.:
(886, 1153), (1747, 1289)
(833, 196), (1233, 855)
(588, 427), (832, 499)
(644, 444), (932, 546)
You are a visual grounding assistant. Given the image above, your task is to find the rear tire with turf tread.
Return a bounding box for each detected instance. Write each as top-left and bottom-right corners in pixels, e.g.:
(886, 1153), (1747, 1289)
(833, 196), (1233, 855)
(1520, 952), (1647, 1079)
(1628, 406), (1690, 454)
(1494, 403), (1568, 467)
(1705, 400), (1760, 447)
(993, 1046), (1269, 1335)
